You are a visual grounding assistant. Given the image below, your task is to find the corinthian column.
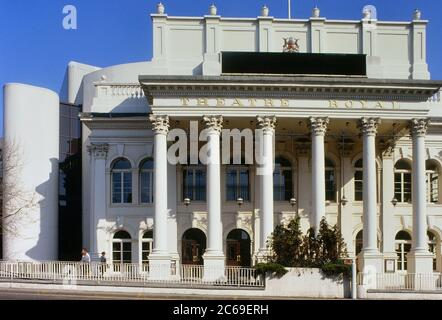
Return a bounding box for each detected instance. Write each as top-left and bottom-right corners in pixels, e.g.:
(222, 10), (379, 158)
(202, 115), (225, 281)
(256, 116), (277, 258)
(309, 117), (328, 233)
(408, 118), (433, 275)
(358, 117), (383, 274)
(148, 114), (171, 280)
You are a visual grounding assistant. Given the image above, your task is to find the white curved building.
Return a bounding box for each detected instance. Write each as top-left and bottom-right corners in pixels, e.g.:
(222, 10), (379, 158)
(2, 5), (442, 279)
(3, 84), (59, 261)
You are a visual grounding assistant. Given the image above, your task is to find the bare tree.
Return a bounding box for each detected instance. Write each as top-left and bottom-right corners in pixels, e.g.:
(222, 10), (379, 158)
(1, 141), (39, 236)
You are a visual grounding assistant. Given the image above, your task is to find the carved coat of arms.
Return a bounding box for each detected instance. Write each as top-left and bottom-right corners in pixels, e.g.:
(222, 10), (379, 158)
(283, 37), (300, 53)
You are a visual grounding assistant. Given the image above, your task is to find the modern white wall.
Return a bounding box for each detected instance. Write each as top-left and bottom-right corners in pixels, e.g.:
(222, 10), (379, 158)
(3, 84), (60, 261)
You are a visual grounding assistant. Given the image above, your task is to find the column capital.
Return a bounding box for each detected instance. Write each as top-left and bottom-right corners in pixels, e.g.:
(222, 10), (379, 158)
(410, 118), (430, 137)
(149, 114), (170, 135)
(257, 115), (277, 133)
(87, 143), (109, 159)
(359, 117), (381, 136)
(309, 117), (329, 136)
(203, 115), (223, 133)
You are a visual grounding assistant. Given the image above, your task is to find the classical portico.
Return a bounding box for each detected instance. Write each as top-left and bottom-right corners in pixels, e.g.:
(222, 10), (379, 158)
(134, 75), (442, 278)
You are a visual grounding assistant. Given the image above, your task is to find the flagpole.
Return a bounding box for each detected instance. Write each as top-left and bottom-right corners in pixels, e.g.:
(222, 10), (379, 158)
(288, 0), (291, 19)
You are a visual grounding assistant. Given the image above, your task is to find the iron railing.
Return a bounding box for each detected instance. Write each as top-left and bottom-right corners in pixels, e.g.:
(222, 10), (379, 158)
(0, 261), (264, 288)
(357, 272), (442, 291)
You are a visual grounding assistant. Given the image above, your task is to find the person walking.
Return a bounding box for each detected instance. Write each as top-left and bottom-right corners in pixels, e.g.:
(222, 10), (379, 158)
(99, 252), (107, 276)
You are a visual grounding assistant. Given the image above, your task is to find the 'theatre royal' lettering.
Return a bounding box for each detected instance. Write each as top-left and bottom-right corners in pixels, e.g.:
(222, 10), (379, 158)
(179, 98), (399, 109)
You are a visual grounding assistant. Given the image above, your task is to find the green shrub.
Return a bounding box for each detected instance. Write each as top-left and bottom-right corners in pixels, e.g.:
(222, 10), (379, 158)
(320, 260), (352, 278)
(264, 216), (350, 278)
(254, 262), (288, 278)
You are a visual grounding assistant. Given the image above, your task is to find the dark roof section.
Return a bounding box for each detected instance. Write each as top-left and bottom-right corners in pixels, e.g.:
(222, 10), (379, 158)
(221, 52), (367, 76)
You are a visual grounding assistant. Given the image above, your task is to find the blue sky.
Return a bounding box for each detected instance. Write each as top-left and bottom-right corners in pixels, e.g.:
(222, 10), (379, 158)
(1, 0), (441, 136)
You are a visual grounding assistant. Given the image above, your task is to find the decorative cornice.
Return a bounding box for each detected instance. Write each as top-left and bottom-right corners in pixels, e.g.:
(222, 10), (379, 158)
(87, 143), (109, 159)
(410, 118), (430, 137)
(359, 117), (380, 136)
(140, 76), (442, 102)
(149, 114), (170, 134)
(203, 115), (223, 133)
(256, 116), (277, 134)
(309, 117), (329, 136)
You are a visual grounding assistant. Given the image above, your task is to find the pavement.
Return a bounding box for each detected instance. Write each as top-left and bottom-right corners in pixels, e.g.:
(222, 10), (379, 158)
(0, 287), (303, 300)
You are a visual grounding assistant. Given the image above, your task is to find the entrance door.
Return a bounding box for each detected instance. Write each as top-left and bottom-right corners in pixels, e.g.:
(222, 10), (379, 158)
(226, 229), (251, 267)
(226, 240), (241, 266)
(182, 228), (206, 265)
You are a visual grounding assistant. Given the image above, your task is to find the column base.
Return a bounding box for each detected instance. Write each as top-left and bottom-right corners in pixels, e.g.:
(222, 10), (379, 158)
(148, 253), (171, 281)
(203, 251), (226, 282)
(358, 250), (383, 273)
(407, 250), (434, 274)
(357, 251), (383, 290)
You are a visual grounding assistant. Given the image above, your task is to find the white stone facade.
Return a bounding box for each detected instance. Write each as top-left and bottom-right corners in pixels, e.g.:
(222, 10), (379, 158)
(3, 6), (442, 279)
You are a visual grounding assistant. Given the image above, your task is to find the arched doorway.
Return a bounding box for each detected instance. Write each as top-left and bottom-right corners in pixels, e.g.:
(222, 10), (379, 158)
(182, 228), (206, 265)
(226, 229), (251, 267)
(395, 230), (412, 272)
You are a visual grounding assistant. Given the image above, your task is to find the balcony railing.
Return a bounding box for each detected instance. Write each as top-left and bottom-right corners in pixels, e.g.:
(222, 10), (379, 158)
(95, 84), (145, 99)
(0, 261), (264, 288)
(357, 272), (442, 291)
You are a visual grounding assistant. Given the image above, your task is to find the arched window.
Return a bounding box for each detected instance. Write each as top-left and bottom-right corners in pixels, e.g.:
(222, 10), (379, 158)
(111, 158), (132, 204)
(428, 231), (438, 271)
(141, 230), (153, 265)
(226, 159), (250, 201)
(354, 159), (363, 201)
(112, 230), (132, 265)
(426, 160), (439, 203)
(394, 160), (412, 203)
(183, 161), (206, 202)
(274, 156), (293, 201)
(395, 230), (411, 272)
(325, 158), (336, 202)
(139, 158), (154, 204)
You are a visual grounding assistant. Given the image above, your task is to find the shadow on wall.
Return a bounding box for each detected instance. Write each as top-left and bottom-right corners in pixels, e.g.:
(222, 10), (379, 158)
(25, 158), (59, 261)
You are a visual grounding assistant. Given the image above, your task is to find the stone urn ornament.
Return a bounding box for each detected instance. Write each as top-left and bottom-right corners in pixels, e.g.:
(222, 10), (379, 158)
(209, 4), (217, 16)
(413, 9), (422, 20)
(312, 6), (320, 18)
(363, 8), (371, 19)
(261, 5), (269, 17)
(157, 2), (165, 14)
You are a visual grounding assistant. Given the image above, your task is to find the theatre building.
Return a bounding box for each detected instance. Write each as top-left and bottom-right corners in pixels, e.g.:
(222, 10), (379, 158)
(2, 4), (442, 279)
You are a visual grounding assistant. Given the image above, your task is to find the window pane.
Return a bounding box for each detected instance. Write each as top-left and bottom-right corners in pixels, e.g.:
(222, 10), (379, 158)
(112, 173), (122, 203)
(183, 170), (194, 200)
(325, 170), (336, 201)
(226, 169), (237, 201)
(273, 171), (283, 201)
(123, 172), (132, 203)
(239, 169), (250, 201)
(140, 171), (153, 203)
(194, 169), (206, 201)
(283, 170), (293, 201)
